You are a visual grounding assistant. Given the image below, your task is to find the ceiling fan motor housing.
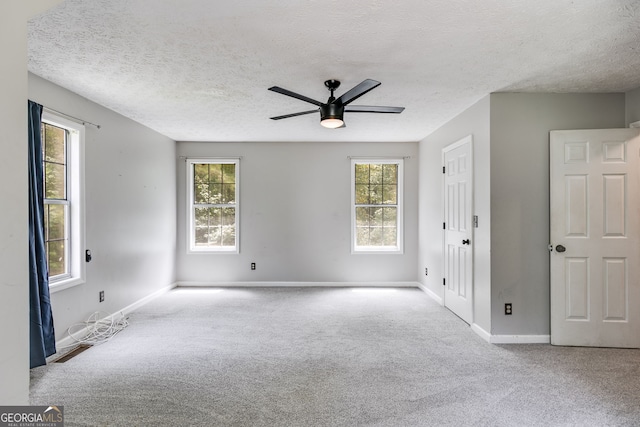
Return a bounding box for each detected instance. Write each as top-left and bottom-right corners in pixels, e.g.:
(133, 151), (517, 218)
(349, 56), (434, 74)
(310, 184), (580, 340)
(320, 103), (344, 122)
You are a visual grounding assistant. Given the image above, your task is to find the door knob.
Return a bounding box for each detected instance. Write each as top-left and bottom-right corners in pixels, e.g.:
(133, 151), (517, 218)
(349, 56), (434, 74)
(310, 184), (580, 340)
(462, 239), (470, 245)
(555, 244), (566, 253)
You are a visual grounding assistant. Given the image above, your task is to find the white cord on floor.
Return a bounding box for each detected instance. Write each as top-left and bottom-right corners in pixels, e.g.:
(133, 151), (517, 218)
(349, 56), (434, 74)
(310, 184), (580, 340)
(61, 311), (129, 348)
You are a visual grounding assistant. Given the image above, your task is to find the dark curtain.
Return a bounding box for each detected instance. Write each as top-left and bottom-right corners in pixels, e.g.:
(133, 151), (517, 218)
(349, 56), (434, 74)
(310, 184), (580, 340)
(28, 100), (56, 368)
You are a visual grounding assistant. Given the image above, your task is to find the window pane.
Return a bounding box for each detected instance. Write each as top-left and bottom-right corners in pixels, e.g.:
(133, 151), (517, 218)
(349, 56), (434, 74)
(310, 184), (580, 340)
(355, 184), (369, 205)
(221, 205), (236, 243)
(222, 207), (235, 227)
(209, 184), (222, 204)
(369, 227), (383, 246)
(383, 227), (397, 246)
(45, 163), (65, 199)
(383, 207), (397, 226)
(222, 164), (235, 184)
(383, 184), (397, 205)
(195, 227), (209, 245)
(222, 184), (235, 204)
(382, 164), (397, 184)
(208, 226), (222, 246)
(355, 207), (370, 227)
(355, 164), (369, 184)
(370, 185), (383, 204)
(47, 240), (65, 277)
(222, 226), (235, 246)
(194, 164), (209, 184)
(370, 207), (383, 227)
(355, 207), (397, 248)
(369, 164), (383, 184)
(209, 208), (222, 227)
(194, 182), (209, 204)
(209, 164), (223, 183)
(194, 207), (208, 227)
(46, 204), (65, 240)
(43, 123), (65, 163)
(356, 227), (370, 246)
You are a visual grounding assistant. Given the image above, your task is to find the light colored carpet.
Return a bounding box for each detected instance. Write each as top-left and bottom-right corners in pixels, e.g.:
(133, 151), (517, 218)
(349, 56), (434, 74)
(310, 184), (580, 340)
(30, 287), (640, 426)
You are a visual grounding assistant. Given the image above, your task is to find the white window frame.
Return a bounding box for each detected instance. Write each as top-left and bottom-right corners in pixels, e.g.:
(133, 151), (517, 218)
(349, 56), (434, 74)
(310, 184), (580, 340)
(187, 158), (240, 254)
(42, 111), (86, 293)
(351, 158), (404, 254)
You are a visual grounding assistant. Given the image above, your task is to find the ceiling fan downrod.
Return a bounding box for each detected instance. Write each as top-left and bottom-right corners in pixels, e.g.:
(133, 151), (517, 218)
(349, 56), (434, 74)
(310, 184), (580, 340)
(324, 79), (341, 102)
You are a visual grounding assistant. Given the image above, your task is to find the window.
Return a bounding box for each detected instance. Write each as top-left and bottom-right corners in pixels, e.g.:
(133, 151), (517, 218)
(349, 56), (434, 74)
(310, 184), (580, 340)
(351, 159), (403, 253)
(41, 112), (85, 291)
(187, 159), (239, 253)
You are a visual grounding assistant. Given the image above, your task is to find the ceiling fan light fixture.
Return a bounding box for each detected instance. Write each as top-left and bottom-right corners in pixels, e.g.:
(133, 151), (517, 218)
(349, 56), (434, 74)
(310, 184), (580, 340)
(320, 103), (344, 129)
(321, 118), (344, 129)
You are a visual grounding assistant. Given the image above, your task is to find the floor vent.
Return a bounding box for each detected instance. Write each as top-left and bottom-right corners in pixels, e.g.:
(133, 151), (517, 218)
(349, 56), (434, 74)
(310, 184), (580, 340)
(52, 344), (92, 363)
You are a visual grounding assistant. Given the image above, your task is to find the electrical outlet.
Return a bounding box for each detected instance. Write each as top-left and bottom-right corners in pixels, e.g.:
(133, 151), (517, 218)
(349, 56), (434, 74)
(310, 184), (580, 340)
(99, 291), (105, 303)
(251, 262), (256, 270)
(425, 267), (428, 276)
(505, 303), (512, 315)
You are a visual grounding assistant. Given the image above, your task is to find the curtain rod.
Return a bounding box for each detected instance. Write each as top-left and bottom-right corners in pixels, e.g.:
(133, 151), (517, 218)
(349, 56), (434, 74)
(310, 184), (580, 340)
(43, 106), (101, 129)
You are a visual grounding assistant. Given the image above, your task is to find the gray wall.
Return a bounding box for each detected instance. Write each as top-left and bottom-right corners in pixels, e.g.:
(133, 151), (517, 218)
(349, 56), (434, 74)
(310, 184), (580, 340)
(28, 74), (177, 341)
(489, 93), (625, 335)
(626, 87), (640, 126)
(176, 141), (419, 284)
(418, 96), (492, 333)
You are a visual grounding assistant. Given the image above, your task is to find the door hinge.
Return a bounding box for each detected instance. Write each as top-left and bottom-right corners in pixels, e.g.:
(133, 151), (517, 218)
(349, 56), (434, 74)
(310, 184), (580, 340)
(473, 215), (479, 228)
(443, 278), (446, 286)
(442, 166), (445, 174)
(443, 222), (446, 230)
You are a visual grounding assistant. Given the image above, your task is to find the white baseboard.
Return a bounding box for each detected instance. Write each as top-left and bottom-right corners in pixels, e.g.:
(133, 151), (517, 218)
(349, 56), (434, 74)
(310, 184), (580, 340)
(490, 334), (550, 344)
(54, 283), (177, 351)
(176, 281), (421, 288)
(470, 324), (549, 344)
(117, 283), (177, 316)
(417, 284), (443, 305)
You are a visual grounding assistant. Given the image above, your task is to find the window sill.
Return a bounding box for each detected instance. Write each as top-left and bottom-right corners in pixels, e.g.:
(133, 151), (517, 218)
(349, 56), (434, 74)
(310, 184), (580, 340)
(188, 248), (239, 255)
(49, 276), (85, 293)
(352, 247), (404, 254)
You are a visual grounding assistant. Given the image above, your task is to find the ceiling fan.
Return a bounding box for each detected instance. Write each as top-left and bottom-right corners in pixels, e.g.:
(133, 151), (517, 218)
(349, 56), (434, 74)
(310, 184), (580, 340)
(268, 79), (404, 128)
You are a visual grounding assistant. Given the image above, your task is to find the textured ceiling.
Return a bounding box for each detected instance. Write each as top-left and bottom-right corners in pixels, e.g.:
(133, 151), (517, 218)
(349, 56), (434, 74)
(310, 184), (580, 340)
(28, 0), (640, 142)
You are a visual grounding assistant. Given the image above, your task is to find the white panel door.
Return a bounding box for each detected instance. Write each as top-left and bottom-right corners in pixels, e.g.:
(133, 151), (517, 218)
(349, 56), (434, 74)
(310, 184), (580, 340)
(443, 136), (473, 324)
(550, 129), (640, 348)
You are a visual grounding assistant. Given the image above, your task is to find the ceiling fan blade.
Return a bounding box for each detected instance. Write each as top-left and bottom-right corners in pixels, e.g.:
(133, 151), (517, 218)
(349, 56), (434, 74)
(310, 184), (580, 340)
(334, 79), (381, 106)
(345, 105), (405, 113)
(270, 109), (318, 120)
(268, 86), (324, 106)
